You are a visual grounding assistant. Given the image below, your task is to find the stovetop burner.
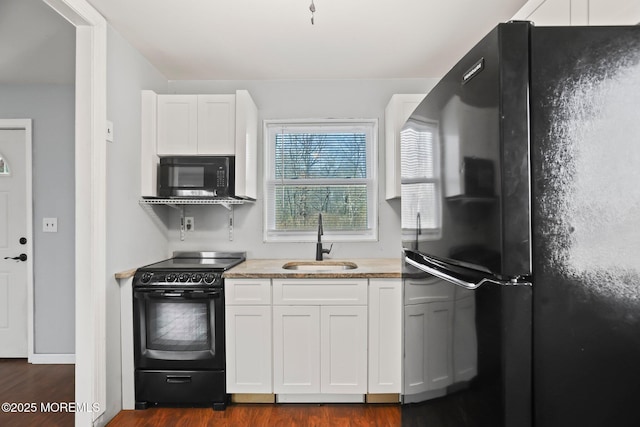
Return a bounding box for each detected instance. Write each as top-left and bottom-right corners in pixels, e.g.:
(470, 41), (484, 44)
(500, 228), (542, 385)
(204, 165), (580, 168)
(134, 251), (246, 287)
(137, 251), (246, 272)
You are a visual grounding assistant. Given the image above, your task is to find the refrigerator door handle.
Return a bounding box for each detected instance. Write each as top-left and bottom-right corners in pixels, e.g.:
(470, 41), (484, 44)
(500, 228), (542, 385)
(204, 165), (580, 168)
(404, 249), (528, 290)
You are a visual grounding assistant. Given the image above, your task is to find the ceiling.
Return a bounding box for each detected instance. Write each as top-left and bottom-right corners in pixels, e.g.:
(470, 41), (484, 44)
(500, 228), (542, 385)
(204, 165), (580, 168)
(1, 0), (529, 83)
(86, 0), (527, 80)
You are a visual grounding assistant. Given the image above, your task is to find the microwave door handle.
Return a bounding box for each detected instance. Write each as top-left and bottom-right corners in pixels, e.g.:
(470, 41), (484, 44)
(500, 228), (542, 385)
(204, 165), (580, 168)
(404, 251), (518, 290)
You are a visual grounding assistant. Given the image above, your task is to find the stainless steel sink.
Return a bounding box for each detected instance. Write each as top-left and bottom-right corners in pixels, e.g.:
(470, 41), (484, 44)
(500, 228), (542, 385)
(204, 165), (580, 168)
(282, 261), (358, 271)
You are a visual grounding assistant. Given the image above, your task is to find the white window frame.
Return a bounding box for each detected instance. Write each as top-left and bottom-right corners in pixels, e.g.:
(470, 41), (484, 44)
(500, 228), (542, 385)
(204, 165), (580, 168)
(263, 118), (378, 243)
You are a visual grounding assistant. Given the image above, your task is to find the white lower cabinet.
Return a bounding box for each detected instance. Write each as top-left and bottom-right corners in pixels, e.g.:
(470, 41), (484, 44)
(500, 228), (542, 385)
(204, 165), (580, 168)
(368, 279), (402, 394)
(273, 305), (321, 394)
(227, 277), (402, 401)
(225, 305), (272, 393)
(272, 304), (367, 395)
(225, 279), (272, 394)
(320, 305), (368, 394)
(272, 279), (368, 400)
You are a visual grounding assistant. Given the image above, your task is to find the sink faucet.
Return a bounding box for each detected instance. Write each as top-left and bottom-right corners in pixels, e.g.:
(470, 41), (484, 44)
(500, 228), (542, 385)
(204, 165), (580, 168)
(316, 213), (332, 261)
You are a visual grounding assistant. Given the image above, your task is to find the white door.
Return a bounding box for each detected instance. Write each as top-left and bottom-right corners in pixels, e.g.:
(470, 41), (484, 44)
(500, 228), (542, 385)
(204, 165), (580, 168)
(0, 128), (28, 357)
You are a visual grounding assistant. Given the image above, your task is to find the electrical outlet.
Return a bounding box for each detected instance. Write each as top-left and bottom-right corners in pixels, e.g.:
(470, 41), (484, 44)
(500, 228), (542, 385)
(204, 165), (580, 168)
(185, 217), (194, 232)
(43, 217), (58, 233)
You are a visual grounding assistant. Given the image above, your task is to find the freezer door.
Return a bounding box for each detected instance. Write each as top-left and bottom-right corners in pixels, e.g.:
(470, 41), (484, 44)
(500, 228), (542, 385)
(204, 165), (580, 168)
(400, 21), (532, 281)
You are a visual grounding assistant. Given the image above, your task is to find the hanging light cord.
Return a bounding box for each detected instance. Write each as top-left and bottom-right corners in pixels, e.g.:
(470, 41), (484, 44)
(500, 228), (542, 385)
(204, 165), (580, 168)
(309, 0), (316, 25)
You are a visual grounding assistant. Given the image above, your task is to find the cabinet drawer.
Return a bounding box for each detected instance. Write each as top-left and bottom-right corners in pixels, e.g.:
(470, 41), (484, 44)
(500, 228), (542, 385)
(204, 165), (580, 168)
(404, 276), (455, 305)
(272, 279), (367, 305)
(225, 279), (271, 305)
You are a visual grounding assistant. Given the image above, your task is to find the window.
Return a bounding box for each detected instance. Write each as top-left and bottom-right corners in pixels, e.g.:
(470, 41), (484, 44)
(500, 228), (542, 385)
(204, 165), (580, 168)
(264, 119), (378, 242)
(401, 119), (441, 240)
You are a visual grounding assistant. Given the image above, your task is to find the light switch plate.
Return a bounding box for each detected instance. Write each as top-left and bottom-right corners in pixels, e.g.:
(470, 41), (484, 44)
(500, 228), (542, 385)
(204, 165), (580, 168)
(106, 120), (114, 142)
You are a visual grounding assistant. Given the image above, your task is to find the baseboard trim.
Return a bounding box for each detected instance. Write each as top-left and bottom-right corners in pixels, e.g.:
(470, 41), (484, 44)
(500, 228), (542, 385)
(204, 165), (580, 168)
(276, 394), (365, 403)
(29, 353), (75, 364)
(231, 394), (276, 404)
(366, 393), (400, 403)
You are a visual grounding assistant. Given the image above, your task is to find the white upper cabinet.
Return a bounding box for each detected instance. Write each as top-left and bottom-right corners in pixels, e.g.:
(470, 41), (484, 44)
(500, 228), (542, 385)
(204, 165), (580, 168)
(197, 95), (236, 155)
(234, 90), (258, 199)
(142, 90), (258, 199)
(513, 0), (640, 26)
(157, 94), (235, 155)
(156, 95), (198, 155)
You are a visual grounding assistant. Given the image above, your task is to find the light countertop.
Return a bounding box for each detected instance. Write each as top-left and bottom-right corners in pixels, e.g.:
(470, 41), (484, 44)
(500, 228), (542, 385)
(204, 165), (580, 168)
(115, 258), (403, 280)
(223, 258), (402, 279)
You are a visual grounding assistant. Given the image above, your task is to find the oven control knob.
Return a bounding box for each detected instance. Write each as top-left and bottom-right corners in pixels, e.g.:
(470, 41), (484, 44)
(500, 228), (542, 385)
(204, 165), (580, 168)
(165, 273), (177, 282)
(178, 273), (190, 282)
(192, 273), (203, 283)
(204, 273), (217, 284)
(140, 272), (153, 283)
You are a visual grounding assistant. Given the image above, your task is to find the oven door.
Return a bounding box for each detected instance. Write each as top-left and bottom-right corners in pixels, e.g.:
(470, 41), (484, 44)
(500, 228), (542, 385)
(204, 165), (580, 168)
(133, 287), (225, 370)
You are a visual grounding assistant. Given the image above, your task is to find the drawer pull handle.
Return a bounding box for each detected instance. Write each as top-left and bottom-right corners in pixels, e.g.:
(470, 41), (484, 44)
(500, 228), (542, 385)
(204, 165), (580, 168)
(166, 375), (192, 384)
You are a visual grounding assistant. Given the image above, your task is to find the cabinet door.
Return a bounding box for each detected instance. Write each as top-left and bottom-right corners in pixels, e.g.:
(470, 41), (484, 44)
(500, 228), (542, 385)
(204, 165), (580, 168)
(234, 90), (258, 199)
(157, 94), (198, 155)
(273, 306), (321, 394)
(225, 305), (272, 393)
(197, 95), (235, 155)
(368, 279), (401, 393)
(141, 90), (158, 197)
(404, 301), (454, 396)
(320, 306), (367, 394)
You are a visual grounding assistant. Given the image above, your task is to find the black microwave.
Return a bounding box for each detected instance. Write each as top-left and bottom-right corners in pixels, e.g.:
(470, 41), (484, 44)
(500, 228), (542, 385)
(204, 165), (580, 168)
(157, 156), (235, 198)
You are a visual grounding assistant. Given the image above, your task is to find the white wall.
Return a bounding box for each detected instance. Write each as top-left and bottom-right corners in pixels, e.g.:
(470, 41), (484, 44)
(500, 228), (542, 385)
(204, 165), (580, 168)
(104, 26), (168, 421)
(0, 83), (75, 355)
(166, 79), (438, 259)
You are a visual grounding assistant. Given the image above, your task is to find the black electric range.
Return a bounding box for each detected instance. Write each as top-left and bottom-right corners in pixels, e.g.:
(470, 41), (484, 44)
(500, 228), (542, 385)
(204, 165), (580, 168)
(132, 251), (245, 410)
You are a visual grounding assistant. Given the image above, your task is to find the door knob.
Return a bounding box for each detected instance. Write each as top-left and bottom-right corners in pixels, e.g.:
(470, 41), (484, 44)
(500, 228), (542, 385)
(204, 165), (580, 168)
(4, 254), (27, 262)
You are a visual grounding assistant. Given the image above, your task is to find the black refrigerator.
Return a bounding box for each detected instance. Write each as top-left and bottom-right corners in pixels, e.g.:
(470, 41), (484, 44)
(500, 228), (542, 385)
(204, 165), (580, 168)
(400, 21), (640, 427)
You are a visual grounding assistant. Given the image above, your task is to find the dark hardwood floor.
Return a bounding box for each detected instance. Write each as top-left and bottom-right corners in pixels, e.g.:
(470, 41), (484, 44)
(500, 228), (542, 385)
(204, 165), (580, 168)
(108, 403), (401, 426)
(0, 359), (407, 426)
(0, 358), (75, 427)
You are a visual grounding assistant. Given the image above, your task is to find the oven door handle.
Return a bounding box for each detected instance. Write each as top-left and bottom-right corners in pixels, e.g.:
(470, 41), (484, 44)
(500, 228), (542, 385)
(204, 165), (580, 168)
(188, 291), (222, 299)
(142, 290), (222, 299)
